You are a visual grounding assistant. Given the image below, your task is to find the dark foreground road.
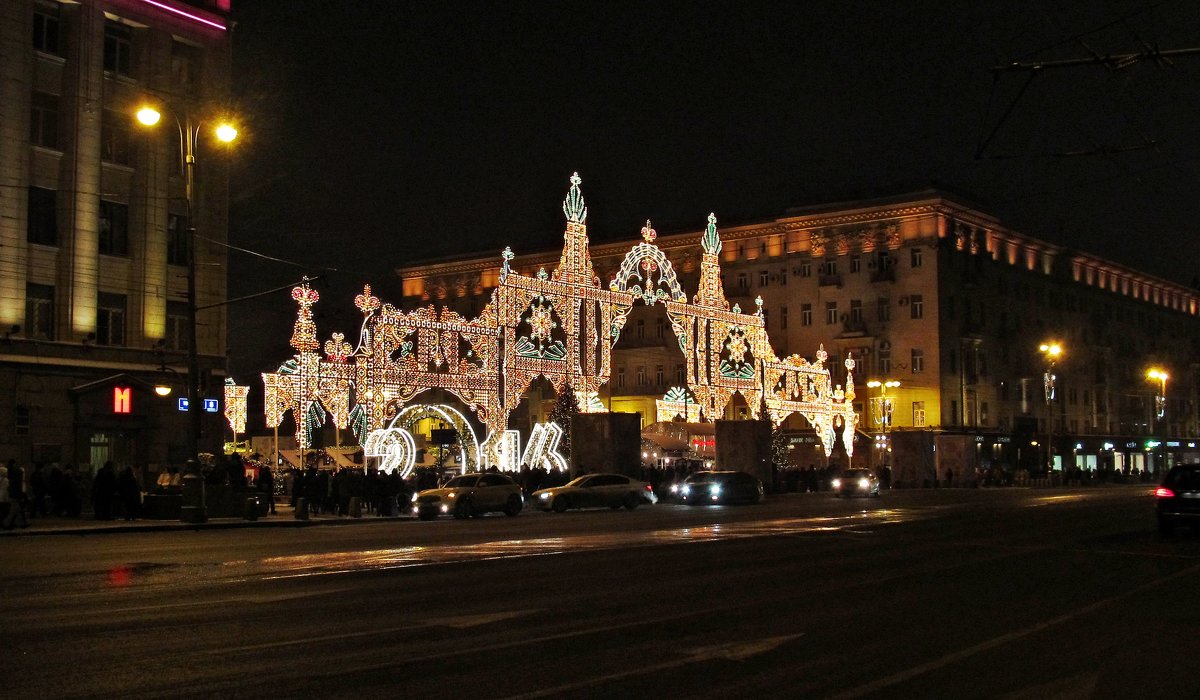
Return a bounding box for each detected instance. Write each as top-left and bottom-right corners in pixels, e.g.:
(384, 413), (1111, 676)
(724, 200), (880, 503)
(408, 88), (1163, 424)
(2, 485), (1198, 699)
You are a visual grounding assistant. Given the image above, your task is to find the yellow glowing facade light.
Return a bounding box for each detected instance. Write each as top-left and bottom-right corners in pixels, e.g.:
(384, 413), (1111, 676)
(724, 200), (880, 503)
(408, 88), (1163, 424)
(215, 123), (238, 143)
(1038, 342), (1063, 359)
(1146, 368), (1169, 383)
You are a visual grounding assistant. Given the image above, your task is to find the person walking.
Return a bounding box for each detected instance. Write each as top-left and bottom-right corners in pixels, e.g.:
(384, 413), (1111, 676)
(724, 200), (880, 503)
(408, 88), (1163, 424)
(4, 459), (29, 528)
(30, 462), (48, 517)
(258, 464), (277, 514)
(116, 466), (141, 520)
(92, 461), (117, 520)
(0, 465), (11, 529)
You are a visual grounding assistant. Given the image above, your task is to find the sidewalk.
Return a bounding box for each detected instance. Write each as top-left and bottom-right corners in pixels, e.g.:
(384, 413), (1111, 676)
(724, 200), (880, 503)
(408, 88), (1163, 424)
(0, 503), (414, 537)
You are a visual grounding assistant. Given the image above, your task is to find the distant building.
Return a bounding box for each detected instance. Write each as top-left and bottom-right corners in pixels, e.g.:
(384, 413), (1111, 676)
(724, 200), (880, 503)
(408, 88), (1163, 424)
(0, 1), (233, 470)
(397, 188), (1200, 478)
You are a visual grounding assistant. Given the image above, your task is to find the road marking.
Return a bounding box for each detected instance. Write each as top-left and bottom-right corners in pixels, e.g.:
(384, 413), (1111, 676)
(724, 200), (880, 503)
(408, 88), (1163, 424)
(420, 610), (539, 629)
(828, 561), (1200, 699)
(503, 633), (805, 699)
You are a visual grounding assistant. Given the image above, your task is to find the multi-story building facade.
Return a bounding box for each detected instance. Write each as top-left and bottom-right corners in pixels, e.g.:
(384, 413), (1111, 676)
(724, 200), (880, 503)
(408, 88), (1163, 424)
(397, 188), (1200, 478)
(0, 0), (232, 470)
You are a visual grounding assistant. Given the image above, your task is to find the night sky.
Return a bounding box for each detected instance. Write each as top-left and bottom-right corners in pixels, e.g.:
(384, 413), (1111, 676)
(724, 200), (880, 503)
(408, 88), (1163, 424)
(226, 1), (1200, 382)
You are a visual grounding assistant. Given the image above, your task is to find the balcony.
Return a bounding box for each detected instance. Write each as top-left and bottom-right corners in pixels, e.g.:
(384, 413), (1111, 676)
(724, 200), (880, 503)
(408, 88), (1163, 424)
(839, 317), (869, 338)
(870, 267), (896, 283)
(818, 273), (843, 288)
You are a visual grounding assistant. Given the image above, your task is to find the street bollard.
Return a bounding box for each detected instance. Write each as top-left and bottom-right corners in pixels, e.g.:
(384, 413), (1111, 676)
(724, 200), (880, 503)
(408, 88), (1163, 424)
(349, 496), (362, 519)
(244, 496), (259, 521)
(295, 497), (309, 521)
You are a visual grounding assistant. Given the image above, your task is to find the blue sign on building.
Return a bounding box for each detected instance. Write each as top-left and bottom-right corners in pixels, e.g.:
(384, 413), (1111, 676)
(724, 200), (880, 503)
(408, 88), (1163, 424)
(178, 398), (190, 411)
(203, 398), (219, 413)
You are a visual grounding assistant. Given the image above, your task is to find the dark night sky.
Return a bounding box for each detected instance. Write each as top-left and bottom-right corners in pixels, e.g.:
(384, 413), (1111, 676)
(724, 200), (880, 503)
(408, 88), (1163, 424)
(225, 1), (1200, 382)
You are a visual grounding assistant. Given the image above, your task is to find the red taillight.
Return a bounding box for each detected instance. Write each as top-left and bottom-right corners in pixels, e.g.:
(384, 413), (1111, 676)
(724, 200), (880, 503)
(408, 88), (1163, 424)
(644, 484), (653, 491)
(1155, 487), (1175, 498)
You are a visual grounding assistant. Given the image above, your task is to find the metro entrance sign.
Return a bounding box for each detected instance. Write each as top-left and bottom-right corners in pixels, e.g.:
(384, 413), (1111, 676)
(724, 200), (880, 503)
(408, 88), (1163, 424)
(177, 398), (221, 412)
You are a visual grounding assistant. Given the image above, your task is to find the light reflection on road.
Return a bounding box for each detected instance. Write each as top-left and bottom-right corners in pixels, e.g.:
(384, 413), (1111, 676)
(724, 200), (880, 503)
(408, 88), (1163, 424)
(256, 509), (923, 580)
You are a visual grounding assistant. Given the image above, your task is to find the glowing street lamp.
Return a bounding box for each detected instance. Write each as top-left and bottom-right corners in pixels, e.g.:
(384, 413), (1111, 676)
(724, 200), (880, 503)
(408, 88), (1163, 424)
(1147, 368), (1168, 419)
(136, 103), (238, 523)
(866, 379), (900, 466)
(1039, 342), (1064, 474)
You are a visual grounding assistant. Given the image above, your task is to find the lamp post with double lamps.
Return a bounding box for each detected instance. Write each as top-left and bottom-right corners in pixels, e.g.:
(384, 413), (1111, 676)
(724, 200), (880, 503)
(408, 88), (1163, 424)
(1039, 342), (1063, 477)
(136, 105), (237, 522)
(866, 379), (900, 467)
(1147, 367), (1169, 475)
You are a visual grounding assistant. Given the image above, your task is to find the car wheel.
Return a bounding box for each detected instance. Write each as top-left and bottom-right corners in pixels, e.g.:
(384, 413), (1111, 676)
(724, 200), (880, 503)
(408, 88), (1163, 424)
(453, 498), (472, 520)
(623, 492), (640, 510)
(609, 503), (622, 510)
(1158, 515), (1175, 536)
(551, 496), (568, 513)
(504, 494), (522, 517)
(418, 511), (437, 521)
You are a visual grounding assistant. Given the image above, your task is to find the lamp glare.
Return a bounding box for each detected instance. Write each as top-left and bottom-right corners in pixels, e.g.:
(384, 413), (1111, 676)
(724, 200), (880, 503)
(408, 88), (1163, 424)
(215, 123), (238, 143)
(136, 107), (162, 126)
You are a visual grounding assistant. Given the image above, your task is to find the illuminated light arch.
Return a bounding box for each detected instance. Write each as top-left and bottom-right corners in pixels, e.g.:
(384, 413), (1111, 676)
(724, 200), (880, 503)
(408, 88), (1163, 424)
(609, 220), (688, 306)
(390, 403), (481, 474)
(363, 427), (418, 476)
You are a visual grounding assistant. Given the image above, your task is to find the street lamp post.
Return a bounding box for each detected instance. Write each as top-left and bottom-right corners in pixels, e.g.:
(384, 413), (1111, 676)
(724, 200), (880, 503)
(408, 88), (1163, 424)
(866, 379), (900, 468)
(1147, 367), (1169, 475)
(1039, 342), (1063, 477)
(136, 105), (236, 523)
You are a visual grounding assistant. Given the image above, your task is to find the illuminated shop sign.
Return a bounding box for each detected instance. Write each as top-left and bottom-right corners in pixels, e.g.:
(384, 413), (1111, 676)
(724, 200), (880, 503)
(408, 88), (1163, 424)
(113, 387), (132, 414)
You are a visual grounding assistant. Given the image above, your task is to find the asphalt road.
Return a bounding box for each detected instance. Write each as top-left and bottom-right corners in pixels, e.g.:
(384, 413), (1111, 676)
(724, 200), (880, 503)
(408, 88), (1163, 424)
(3, 485), (1197, 699)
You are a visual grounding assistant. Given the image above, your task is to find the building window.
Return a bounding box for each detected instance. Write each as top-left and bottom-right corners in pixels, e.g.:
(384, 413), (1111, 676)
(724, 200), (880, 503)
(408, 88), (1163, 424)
(780, 305), (788, 329)
(27, 187), (57, 245)
(850, 255), (861, 273)
(737, 272), (748, 289)
(30, 91), (59, 149)
(759, 270), (769, 287)
(849, 299), (863, 323)
(877, 250), (893, 270)
(910, 247), (923, 268)
(617, 368), (625, 387)
(101, 109), (132, 165)
(910, 294), (924, 319)
(656, 318), (664, 339)
(25, 283), (54, 340)
(676, 364), (685, 384)
(913, 401), (926, 427)
(637, 366), (646, 386)
(636, 319), (644, 339)
(981, 402), (989, 423)
(14, 405), (31, 436)
(822, 259), (837, 275)
(801, 303), (812, 326)
(165, 301), (189, 351)
(99, 200), (129, 256)
(103, 21), (133, 77)
(911, 349), (924, 373)
(655, 365), (664, 386)
(167, 214), (189, 266)
(798, 261), (811, 277)
(877, 297), (890, 322)
(33, 6), (60, 54)
(96, 293), (127, 346)
(878, 350), (891, 375)
(825, 301), (838, 325)
(779, 269), (787, 286)
(171, 40), (202, 88)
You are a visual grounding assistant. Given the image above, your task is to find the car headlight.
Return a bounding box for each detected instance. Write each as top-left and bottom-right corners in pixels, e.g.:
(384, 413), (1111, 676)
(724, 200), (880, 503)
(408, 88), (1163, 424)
(411, 492), (420, 503)
(681, 485), (691, 496)
(669, 484), (679, 494)
(539, 492), (550, 500)
(710, 485), (722, 496)
(858, 478), (870, 489)
(831, 478), (842, 489)
(447, 492), (455, 498)
(440, 504), (449, 513)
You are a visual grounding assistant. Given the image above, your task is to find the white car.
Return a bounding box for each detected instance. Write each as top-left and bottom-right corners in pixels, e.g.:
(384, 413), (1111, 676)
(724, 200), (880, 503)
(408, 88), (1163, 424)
(412, 473), (524, 520)
(533, 473), (658, 512)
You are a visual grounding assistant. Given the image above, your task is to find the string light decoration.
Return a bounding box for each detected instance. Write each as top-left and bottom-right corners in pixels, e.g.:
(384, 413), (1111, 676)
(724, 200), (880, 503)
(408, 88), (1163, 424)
(657, 386), (701, 423)
(263, 173), (858, 460)
(223, 378), (248, 437)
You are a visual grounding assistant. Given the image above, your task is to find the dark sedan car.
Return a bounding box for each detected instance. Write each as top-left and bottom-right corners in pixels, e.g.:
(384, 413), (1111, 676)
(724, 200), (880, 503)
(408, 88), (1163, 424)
(1156, 464), (1200, 535)
(831, 468), (881, 498)
(675, 470), (765, 505)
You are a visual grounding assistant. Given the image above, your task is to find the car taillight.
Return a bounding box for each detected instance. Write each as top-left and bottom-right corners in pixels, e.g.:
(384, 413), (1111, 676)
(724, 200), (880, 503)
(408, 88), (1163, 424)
(645, 484), (653, 491)
(1155, 487), (1176, 498)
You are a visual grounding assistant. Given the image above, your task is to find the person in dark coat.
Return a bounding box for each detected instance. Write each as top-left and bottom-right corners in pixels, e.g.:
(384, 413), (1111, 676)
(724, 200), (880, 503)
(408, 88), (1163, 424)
(116, 466), (141, 520)
(92, 461), (117, 520)
(257, 464), (276, 514)
(30, 462), (48, 517)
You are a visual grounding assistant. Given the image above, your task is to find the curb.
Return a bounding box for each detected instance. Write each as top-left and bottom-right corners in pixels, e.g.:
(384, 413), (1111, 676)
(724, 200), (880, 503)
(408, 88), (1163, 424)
(0, 514), (415, 538)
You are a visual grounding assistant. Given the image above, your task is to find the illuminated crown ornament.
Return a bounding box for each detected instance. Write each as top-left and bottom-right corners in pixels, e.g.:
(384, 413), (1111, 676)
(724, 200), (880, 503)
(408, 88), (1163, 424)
(562, 172), (587, 224)
(701, 213), (722, 256)
(354, 285), (380, 315)
(501, 246), (515, 278)
(641, 219), (657, 244)
(815, 344), (828, 366)
(324, 332), (352, 362)
(755, 295), (764, 318)
(290, 282), (320, 353)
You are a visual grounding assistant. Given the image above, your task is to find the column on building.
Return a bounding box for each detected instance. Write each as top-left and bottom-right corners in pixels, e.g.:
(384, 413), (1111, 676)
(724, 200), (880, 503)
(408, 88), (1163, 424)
(0, 1), (34, 329)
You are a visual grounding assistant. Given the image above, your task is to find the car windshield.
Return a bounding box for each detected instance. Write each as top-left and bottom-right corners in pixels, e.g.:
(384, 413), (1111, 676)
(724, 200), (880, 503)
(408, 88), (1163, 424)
(843, 470), (871, 478)
(444, 475), (479, 488)
(1164, 467), (1200, 490)
(685, 473), (715, 484)
(564, 476), (592, 488)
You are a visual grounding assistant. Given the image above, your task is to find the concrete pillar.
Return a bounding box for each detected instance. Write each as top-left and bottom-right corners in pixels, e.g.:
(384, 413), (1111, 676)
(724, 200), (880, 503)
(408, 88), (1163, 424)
(0, 1), (33, 329)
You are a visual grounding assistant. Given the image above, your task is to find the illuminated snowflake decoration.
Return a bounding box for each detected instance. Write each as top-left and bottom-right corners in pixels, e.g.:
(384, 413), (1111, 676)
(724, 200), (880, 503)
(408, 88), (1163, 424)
(528, 299), (557, 341)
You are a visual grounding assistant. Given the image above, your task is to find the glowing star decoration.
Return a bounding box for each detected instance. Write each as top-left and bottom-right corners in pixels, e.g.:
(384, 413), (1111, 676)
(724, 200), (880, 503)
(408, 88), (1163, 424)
(263, 173), (860, 461)
(324, 332), (352, 362)
(521, 422), (568, 472)
(363, 426), (418, 476)
(354, 285), (380, 315)
(223, 378), (248, 436)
